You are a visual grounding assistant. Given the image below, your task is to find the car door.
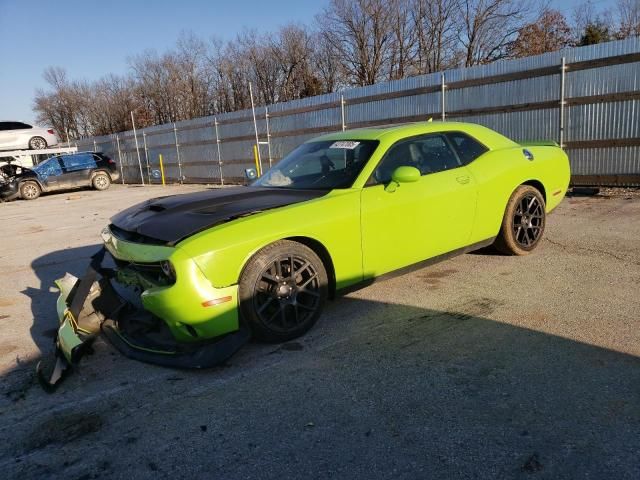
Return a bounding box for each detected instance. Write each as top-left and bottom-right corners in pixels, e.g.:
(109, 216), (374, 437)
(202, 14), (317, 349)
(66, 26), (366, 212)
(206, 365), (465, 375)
(60, 153), (96, 188)
(360, 134), (477, 279)
(34, 157), (65, 191)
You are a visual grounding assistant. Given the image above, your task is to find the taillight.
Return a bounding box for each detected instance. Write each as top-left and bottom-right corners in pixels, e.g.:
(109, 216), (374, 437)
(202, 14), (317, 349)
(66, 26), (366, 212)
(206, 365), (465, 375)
(107, 158), (115, 165)
(47, 129), (54, 135)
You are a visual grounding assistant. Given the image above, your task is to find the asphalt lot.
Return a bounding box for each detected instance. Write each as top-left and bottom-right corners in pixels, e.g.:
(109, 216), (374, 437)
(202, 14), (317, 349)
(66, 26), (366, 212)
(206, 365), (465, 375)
(0, 184), (639, 479)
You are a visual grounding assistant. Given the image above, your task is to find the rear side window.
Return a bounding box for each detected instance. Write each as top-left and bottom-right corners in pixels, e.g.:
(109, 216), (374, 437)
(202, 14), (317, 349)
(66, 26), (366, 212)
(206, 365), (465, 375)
(445, 132), (488, 165)
(61, 153), (97, 172)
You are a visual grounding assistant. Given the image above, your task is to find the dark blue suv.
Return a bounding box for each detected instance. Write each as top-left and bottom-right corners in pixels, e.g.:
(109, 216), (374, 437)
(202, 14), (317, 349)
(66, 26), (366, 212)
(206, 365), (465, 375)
(0, 152), (120, 201)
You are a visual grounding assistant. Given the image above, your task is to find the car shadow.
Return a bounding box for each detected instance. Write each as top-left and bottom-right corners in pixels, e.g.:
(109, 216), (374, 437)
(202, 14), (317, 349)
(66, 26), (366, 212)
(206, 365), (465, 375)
(4, 245), (639, 478)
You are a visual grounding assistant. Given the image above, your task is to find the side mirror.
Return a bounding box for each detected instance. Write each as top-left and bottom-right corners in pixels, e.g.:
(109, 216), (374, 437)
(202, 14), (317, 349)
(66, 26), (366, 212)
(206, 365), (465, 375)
(385, 166), (420, 192)
(244, 168), (257, 181)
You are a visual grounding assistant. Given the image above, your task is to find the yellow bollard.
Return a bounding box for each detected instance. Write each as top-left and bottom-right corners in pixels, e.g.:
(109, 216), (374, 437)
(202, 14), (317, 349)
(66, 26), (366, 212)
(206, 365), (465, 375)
(159, 154), (166, 186)
(253, 144), (261, 176)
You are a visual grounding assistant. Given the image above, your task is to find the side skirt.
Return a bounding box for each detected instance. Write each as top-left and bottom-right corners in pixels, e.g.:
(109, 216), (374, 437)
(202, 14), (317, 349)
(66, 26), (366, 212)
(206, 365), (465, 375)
(337, 237), (496, 297)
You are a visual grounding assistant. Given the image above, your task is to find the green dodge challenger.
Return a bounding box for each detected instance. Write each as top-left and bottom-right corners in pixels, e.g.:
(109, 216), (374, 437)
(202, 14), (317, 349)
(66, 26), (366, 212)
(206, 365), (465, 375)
(41, 122), (570, 388)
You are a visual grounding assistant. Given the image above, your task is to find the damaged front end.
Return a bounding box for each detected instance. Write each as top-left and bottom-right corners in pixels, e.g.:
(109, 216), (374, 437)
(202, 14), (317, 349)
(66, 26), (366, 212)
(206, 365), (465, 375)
(38, 245), (250, 392)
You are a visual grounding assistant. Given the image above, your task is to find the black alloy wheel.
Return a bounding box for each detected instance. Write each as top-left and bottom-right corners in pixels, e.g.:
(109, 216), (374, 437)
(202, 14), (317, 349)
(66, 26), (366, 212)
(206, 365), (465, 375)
(494, 184), (546, 255)
(239, 240), (328, 342)
(512, 194), (544, 248)
(253, 254), (322, 334)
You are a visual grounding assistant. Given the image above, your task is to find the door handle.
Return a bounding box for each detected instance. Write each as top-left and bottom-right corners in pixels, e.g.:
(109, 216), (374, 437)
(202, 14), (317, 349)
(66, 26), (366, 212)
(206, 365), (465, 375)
(456, 175), (470, 185)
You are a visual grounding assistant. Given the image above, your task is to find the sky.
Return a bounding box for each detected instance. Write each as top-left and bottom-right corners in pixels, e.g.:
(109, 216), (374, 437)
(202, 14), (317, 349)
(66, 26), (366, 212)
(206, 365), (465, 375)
(0, 0), (616, 125)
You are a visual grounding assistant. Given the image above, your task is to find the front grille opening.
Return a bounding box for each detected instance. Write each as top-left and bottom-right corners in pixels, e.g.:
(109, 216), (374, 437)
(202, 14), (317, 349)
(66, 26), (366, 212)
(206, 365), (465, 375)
(113, 258), (176, 286)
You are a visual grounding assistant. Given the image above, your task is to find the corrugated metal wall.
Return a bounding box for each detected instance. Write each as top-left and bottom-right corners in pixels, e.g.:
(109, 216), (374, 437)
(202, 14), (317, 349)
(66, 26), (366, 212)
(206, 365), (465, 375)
(80, 37), (640, 186)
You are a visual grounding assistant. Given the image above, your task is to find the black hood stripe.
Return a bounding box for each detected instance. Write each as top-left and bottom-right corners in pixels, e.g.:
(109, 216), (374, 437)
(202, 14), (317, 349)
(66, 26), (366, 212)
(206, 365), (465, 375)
(110, 186), (329, 244)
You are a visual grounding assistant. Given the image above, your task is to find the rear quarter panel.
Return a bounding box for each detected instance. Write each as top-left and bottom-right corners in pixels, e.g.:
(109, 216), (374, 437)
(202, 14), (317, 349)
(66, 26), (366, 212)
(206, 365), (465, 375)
(467, 145), (570, 242)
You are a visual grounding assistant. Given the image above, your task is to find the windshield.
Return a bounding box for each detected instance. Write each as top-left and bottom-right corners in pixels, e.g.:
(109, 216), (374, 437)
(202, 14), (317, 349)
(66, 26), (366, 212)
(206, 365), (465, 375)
(252, 140), (379, 190)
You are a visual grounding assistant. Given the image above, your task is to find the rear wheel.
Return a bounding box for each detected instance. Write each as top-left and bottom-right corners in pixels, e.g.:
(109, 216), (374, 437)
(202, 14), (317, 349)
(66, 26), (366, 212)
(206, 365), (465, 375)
(92, 172), (111, 191)
(494, 185), (546, 255)
(20, 181), (41, 200)
(28, 136), (47, 150)
(239, 240), (328, 342)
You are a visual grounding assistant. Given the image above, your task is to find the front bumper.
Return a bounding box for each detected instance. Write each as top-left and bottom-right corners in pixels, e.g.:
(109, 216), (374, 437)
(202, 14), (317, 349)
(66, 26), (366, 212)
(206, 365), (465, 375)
(101, 226), (240, 342)
(38, 249), (250, 391)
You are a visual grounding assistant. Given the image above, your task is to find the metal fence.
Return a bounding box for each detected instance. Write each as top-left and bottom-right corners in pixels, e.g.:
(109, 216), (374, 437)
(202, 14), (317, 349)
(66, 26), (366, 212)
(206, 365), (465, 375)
(78, 37), (640, 187)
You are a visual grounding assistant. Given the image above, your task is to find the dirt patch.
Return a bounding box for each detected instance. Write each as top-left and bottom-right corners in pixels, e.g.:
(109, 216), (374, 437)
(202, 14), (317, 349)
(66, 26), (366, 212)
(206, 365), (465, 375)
(418, 269), (457, 288)
(24, 411), (104, 452)
(24, 225), (44, 234)
(270, 341), (304, 354)
(418, 268), (457, 280)
(66, 194), (84, 200)
(3, 368), (36, 403)
(0, 298), (15, 307)
(0, 344), (18, 356)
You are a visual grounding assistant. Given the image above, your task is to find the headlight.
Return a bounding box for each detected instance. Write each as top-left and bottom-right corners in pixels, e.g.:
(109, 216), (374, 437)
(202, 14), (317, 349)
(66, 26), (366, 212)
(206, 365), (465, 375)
(160, 260), (176, 281)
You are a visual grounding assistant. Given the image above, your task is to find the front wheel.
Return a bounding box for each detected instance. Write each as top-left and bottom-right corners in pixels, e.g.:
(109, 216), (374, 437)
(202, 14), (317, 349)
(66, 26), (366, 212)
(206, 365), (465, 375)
(239, 240), (328, 342)
(494, 185), (546, 255)
(20, 181), (41, 200)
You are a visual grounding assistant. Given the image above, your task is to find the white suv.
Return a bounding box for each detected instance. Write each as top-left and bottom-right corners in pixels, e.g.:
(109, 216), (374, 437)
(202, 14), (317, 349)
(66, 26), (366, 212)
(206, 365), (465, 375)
(0, 121), (59, 151)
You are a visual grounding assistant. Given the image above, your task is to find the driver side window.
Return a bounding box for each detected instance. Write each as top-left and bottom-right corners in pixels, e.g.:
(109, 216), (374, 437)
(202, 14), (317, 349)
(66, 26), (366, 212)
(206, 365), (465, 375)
(372, 134), (461, 184)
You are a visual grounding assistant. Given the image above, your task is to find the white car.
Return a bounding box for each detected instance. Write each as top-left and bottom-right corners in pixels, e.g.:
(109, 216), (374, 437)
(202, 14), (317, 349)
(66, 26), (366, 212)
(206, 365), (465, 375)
(0, 121), (59, 151)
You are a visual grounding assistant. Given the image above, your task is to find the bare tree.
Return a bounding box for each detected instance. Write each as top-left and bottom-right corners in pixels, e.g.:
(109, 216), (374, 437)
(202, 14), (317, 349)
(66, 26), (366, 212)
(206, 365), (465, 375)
(387, 0), (417, 80)
(319, 0), (396, 86)
(617, 0), (640, 37)
(413, 0), (460, 73)
(312, 32), (345, 93)
(457, 0), (530, 66)
(33, 67), (84, 140)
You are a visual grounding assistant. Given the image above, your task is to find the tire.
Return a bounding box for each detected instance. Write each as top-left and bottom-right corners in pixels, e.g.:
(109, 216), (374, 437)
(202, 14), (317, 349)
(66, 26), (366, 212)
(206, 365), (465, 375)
(494, 185), (546, 255)
(239, 240), (328, 342)
(28, 136), (47, 150)
(92, 172), (111, 191)
(20, 181), (41, 200)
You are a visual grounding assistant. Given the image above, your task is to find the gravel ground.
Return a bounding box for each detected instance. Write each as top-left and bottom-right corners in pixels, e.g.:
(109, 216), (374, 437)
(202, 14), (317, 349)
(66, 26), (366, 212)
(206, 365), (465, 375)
(0, 184), (638, 480)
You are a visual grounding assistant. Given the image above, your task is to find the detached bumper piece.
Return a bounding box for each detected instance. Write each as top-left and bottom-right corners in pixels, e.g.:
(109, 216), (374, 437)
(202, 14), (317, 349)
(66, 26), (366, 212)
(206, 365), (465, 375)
(38, 248), (250, 392)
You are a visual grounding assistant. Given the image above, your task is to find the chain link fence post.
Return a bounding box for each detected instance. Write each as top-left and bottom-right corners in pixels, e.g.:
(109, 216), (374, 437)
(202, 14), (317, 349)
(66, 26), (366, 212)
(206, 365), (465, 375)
(265, 107), (273, 168)
(173, 122), (182, 184)
(115, 134), (125, 184)
(441, 73), (447, 121)
(214, 117), (224, 186)
(559, 57), (567, 149)
(142, 131), (151, 184)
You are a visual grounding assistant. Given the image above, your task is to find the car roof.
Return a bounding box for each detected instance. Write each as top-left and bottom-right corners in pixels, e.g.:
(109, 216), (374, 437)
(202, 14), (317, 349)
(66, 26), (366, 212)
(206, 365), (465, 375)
(310, 121), (517, 150)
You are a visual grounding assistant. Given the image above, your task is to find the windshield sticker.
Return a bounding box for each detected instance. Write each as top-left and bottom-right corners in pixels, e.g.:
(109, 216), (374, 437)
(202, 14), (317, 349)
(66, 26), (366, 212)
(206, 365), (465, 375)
(329, 141), (360, 150)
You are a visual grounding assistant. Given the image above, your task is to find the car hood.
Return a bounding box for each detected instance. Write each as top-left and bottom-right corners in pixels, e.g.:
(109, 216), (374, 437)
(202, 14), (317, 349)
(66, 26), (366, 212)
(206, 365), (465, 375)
(110, 186), (329, 244)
